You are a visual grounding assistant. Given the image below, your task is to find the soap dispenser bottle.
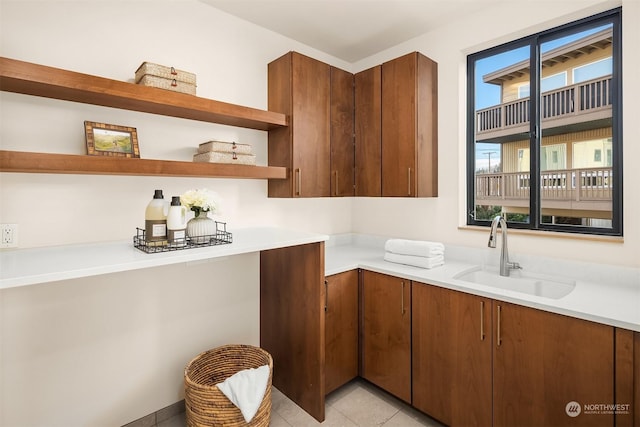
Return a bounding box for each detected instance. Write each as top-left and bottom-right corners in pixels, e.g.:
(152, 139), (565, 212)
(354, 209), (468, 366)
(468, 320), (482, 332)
(145, 189), (168, 246)
(166, 196), (188, 247)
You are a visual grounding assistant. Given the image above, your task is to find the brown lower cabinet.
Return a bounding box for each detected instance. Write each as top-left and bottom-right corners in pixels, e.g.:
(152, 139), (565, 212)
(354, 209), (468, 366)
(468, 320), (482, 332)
(260, 242), (326, 422)
(413, 280), (621, 427)
(361, 270), (412, 403)
(412, 282), (492, 426)
(261, 259), (637, 426)
(325, 270), (359, 394)
(493, 301), (615, 427)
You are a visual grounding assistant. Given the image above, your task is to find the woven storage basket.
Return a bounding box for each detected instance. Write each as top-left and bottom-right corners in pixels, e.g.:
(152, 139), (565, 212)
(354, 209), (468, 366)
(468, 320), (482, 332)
(135, 62), (196, 85)
(193, 152), (256, 166)
(137, 74), (196, 95)
(198, 141), (253, 155)
(184, 344), (273, 427)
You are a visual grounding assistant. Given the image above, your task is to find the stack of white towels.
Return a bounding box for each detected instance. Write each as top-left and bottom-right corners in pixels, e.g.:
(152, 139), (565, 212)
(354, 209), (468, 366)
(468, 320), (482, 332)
(384, 238), (445, 269)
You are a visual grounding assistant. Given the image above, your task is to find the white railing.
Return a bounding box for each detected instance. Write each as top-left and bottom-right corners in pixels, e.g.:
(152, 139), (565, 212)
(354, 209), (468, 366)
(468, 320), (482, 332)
(476, 75), (612, 134)
(476, 167), (613, 203)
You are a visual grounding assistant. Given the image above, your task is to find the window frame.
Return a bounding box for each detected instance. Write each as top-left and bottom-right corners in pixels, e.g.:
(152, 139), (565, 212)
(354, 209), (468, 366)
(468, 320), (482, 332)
(466, 7), (622, 236)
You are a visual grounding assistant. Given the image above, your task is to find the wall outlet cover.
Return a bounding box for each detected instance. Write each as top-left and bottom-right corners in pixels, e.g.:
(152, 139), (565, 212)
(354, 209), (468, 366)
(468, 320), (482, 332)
(1, 223), (18, 248)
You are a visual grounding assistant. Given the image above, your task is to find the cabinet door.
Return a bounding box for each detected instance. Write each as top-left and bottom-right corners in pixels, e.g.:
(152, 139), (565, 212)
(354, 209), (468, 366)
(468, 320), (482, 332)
(330, 67), (355, 197)
(416, 53), (438, 197)
(613, 328), (636, 427)
(260, 242), (326, 422)
(494, 301), (615, 427)
(381, 52), (437, 197)
(268, 52), (330, 197)
(381, 53), (417, 197)
(293, 53), (330, 197)
(412, 283), (492, 427)
(325, 270), (359, 394)
(355, 65), (381, 196)
(361, 270), (411, 403)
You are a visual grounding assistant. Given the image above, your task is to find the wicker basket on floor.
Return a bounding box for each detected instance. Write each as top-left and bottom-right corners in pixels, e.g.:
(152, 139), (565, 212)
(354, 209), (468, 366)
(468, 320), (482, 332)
(184, 344), (273, 426)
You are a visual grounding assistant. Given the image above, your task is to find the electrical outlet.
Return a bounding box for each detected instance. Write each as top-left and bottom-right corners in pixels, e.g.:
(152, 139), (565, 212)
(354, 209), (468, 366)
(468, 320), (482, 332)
(1, 224), (18, 248)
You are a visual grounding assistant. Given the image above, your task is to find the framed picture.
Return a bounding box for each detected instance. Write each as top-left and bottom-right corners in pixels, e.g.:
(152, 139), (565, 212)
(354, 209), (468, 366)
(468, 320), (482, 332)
(84, 121), (140, 158)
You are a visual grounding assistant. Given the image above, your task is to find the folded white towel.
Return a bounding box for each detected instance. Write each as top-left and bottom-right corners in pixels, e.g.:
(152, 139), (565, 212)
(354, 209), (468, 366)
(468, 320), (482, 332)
(384, 239), (445, 258)
(216, 364), (270, 423)
(384, 252), (444, 269)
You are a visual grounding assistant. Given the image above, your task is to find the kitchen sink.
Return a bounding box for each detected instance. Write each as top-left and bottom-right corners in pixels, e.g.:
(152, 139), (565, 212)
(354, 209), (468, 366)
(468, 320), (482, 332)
(453, 266), (576, 299)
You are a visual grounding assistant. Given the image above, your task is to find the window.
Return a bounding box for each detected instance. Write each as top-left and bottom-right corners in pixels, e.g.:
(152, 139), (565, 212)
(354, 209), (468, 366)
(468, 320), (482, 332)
(594, 149), (602, 162)
(573, 57), (613, 83)
(518, 72), (567, 98)
(467, 8), (622, 236)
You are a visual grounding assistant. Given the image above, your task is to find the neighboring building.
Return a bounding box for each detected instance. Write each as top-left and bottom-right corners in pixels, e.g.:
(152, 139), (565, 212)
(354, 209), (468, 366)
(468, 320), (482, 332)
(474, 27), (613, 226)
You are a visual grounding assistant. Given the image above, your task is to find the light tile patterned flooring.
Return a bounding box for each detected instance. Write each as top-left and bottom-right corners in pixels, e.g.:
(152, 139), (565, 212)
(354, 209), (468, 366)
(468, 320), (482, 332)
(159, 378), (444, 426)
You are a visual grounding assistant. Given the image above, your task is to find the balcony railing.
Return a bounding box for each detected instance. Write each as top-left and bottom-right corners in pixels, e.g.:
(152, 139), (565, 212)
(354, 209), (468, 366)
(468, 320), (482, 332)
(476, 75), (612, 136)
(476, 167), (613, 208)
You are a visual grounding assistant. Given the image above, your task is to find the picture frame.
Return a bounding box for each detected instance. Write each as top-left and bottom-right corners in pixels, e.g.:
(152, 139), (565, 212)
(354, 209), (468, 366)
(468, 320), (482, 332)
(84, 121), (140, 158)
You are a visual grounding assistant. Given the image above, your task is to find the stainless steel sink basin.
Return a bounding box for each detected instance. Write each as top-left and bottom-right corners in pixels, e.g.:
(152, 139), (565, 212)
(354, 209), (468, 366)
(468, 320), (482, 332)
(453, 266), (576, 299)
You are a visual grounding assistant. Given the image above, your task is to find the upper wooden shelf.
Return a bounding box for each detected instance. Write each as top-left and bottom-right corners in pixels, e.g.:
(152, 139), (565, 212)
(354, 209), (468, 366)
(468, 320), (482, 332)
(0, 150), (287, 179)
(0, 57), (288, 131)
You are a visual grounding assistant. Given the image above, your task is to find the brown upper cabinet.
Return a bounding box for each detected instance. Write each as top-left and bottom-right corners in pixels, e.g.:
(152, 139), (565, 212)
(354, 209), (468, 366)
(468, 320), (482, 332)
(268, 52), (355, 198)
(268, 52), (331, 198)
(330, 67), (356, 197)
(355, 65), (382, 196)
(267, 51), (437, 198)
(381, 52), (438, 197)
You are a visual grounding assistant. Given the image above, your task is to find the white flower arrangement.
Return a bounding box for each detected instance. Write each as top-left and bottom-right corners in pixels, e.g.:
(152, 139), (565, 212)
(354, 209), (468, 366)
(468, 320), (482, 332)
(180, 188), (219, 217)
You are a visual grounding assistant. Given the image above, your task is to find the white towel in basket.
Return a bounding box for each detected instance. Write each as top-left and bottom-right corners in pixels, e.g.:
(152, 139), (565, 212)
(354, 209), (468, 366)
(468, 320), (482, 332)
(216, 364), (270, 423)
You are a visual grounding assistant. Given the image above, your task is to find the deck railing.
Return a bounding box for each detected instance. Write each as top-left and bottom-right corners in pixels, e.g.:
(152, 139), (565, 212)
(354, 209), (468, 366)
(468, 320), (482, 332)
(476, 75), (612, 135)
(476, 167), (613, 203)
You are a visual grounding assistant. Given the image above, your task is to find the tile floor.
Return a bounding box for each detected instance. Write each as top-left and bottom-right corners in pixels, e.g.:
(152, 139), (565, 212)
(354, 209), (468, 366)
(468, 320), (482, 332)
(156, 378), (444, 426)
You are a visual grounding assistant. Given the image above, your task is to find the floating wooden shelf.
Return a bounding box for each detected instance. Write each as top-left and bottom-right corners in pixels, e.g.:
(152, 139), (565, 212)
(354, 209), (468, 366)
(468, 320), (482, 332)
(0, 57), (290, 180)
(0, 57), (288, 131)
(0, 151), (287, 179)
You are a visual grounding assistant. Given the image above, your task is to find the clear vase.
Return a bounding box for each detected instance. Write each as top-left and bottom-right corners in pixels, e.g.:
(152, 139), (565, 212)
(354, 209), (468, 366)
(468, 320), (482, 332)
(186, 211), (216, 244)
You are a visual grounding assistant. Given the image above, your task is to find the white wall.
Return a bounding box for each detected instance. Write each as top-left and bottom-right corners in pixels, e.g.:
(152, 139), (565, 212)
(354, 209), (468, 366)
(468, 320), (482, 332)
(351, 0), (639, 268)
(1, 0), (638, 425)
(0, 0), (354, 248)
(0, 1), (351, 425)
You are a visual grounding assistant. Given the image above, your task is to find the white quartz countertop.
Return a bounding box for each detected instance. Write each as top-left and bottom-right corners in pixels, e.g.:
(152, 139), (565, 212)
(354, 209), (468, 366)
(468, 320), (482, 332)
(0, 227), (328, 289)
(3, 229), (638, 332)
(326, 237), (640, 332)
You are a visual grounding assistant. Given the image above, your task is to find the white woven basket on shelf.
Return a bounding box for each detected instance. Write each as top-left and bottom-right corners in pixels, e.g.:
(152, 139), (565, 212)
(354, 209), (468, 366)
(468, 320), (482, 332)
(198, 141), (253, 155)
(193, 151), (256, 166)
(135, 62), (196, 85)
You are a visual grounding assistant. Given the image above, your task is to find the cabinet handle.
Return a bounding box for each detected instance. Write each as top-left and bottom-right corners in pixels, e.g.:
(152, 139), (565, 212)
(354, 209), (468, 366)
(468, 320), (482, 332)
(334, 170), (339, 196)
(497, 304), (502, 347)
(480, 301), (485, 341)
(324, 279), (328, 312)
(295, 168), (301, 196)
(401, 281), (406, 315)
(407, 167), (412, 196)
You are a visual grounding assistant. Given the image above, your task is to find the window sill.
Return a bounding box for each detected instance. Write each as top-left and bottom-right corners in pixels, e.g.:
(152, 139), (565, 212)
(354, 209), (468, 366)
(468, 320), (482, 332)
(458, 225), (624, 243)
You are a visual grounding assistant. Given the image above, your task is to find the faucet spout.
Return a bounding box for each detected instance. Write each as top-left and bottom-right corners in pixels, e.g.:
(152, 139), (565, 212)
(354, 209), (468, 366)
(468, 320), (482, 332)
(488, 215), (521, 277)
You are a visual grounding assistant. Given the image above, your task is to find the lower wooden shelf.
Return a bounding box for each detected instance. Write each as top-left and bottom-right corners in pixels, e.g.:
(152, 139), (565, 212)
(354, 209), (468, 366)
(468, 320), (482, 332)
(0, 150), (287, 179)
